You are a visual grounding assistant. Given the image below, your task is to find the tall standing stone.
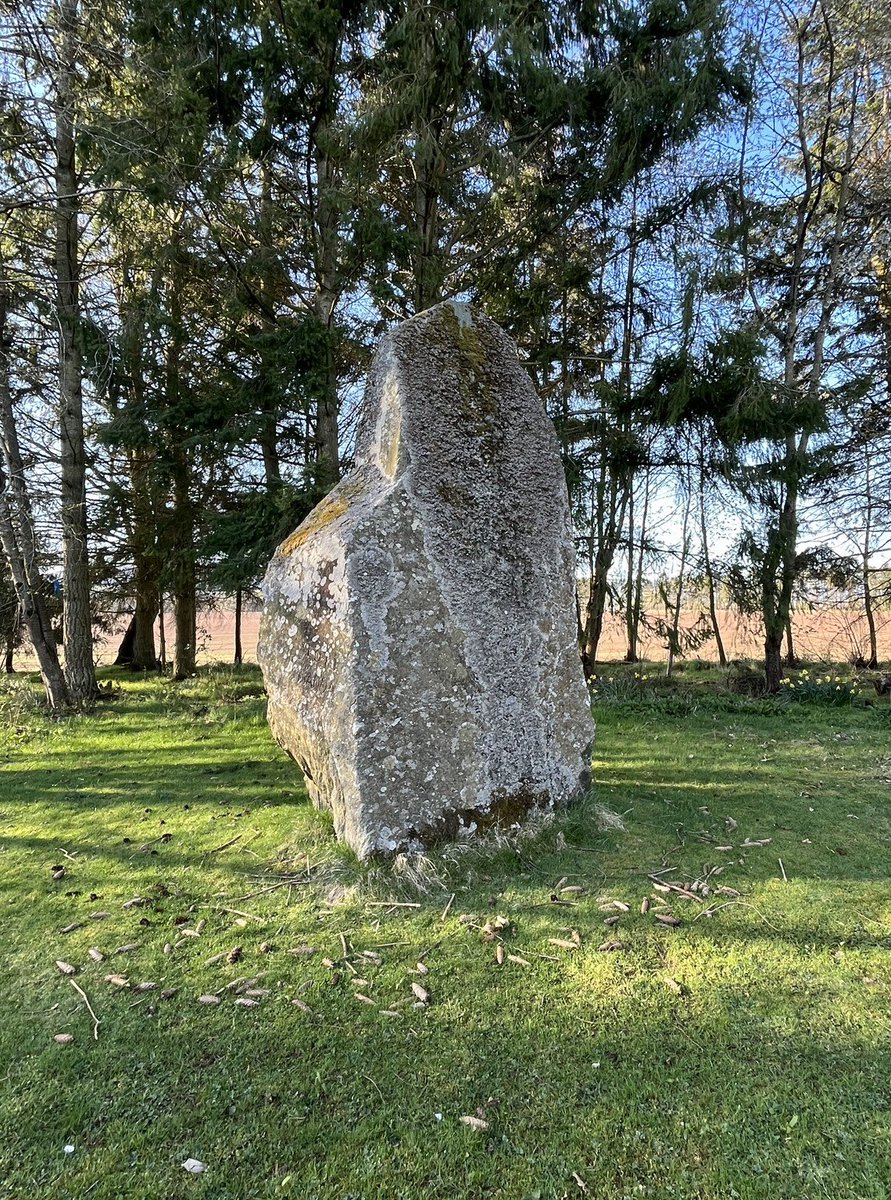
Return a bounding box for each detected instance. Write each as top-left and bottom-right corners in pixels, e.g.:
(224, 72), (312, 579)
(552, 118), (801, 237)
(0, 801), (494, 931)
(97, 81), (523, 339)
(259, 302), (594, 858)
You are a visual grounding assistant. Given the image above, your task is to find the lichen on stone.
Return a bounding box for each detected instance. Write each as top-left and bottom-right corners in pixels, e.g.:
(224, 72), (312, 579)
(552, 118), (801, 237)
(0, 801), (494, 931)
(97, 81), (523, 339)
(259, 302), (594, 859)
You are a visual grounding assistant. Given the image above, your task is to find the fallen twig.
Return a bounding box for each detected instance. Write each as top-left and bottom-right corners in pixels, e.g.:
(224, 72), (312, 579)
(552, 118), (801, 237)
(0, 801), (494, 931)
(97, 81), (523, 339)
(206, 835), (242, 855)
(230, 878), (303, 901)
(441, 893), (456, 921)
(203, 905), (266, 922)
(68, 979), (100, 1040)
(692, 898), (783, 932)
(365, 901), (421, 909)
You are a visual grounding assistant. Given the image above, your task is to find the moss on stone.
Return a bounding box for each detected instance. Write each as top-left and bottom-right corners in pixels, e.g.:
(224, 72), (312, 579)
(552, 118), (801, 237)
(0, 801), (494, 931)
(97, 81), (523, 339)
(279, 479), (367, 556)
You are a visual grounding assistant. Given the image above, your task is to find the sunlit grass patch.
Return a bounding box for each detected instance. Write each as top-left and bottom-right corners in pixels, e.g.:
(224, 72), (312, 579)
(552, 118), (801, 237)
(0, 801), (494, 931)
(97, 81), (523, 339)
(0, 665), (889, 1199)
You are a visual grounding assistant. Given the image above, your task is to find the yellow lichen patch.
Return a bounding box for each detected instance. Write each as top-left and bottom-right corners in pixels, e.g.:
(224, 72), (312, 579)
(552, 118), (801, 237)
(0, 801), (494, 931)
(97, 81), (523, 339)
(440, 303), (487, 376)
(436, 306), (501, 461)
(279, 480), (366, 557)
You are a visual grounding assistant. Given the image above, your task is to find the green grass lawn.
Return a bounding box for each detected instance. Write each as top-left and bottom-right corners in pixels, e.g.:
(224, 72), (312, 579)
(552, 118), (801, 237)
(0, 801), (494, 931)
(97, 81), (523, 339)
(1, 665), (889, 1199)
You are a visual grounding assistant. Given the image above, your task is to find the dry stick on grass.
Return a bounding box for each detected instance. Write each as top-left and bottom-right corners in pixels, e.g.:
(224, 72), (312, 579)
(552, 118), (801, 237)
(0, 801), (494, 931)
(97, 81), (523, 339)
(365, 901), (421, 909)
(231, 878), (304, 902)
(692, 898), (784, 933)
(205, 835), (242, 855)
(441, 893), (456, 921)
(778, 858), (788, 882)
(68, 979), (100, 1040)
(203, 905), (266, 922)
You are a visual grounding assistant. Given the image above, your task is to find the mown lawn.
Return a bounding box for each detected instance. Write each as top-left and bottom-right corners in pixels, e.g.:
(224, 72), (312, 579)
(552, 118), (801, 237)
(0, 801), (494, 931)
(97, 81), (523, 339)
(1, 665), (889, 1199)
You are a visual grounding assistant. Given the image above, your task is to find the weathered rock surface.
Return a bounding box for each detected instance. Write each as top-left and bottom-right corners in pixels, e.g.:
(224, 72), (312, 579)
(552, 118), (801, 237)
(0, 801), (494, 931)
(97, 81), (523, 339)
(258, 301), (594, 858)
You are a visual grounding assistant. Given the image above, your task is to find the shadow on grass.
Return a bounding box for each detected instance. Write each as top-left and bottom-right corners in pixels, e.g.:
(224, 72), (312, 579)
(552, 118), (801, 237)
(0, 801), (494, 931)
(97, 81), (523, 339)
(1, 935), (887, 1200)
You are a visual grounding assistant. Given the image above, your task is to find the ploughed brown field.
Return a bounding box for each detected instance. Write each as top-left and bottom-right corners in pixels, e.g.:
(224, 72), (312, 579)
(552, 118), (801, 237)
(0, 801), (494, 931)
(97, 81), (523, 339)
(18, 604), (889, 670)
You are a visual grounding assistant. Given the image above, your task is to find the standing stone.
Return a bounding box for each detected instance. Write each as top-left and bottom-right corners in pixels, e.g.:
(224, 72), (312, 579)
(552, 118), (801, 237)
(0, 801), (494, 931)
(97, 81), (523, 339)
(258, 302), (594, 858)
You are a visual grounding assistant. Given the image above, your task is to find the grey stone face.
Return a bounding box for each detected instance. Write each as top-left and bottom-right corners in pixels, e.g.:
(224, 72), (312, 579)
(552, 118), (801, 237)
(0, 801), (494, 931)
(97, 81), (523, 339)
(258, 302), (594, 858)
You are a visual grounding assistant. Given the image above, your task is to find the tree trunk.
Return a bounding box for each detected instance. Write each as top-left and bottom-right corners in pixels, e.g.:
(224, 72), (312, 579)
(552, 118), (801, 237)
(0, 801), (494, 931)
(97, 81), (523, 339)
(0, 289), (69, 708)
(133, 589), (158, 671)
(762, 454), (801, 692)
(580, 454), (631, 676)
(862, 452), (878, 668)
(171, 455), (197, 679)
(312, 106), (341, 490)
(158, 594), (167, 671)
(129, 449), (158, 670)
(765, 631), (783, 694)
(162, 251), (196, 681)
(173, 582), (196, 679)
(411, 15), (444, 314)
(666, 489), (692, 678)
(55, 0), (96, 703)
(4, 640), (13, 673)
(699, 487), (727, 667)
(581, 556), (612, 678)
(114, 614), (136, 665)
(863, 555), (878, 669)
(234, 586), (243, 665)
(624, 488), (638, 663)
(626, 468), (651, 663)
(0, 483), (69, 708)
(784, 615), (798, 668)
(256, 129), (284, 494)
(414, 154), (443, 312)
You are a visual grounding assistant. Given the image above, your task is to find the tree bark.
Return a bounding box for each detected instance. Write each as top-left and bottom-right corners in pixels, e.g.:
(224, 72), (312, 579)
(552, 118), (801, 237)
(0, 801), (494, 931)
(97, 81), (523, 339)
(234, 586), (243, 665)
(0, 290), (69, 708)
(114, 614), (136, 665)
(256, 128), (284, 494)
(171, 452), (197, 679)
(312, 102), (342, 490)
(162, 252), (196, 680)
(862, 452), (878, 668)
(0, 480), (69, 708)
(158, 593), (167, 671)
(55, 0), (96, 702)
(624, 488), (638, 663)
(762, 457), (800, 692)
(128, 449), (158, 670)
(765, 631), (783, 694)
(699, 486), (726, 667)
(666, 489), (692, 678)
(784, 614), (798, 668)
(626, 468), (651, 663)
(580, 453), (631, 676)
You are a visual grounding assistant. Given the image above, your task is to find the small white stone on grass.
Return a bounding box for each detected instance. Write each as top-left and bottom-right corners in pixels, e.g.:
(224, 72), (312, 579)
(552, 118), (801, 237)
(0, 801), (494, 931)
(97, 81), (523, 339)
(182, 1158), (206, 1174)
